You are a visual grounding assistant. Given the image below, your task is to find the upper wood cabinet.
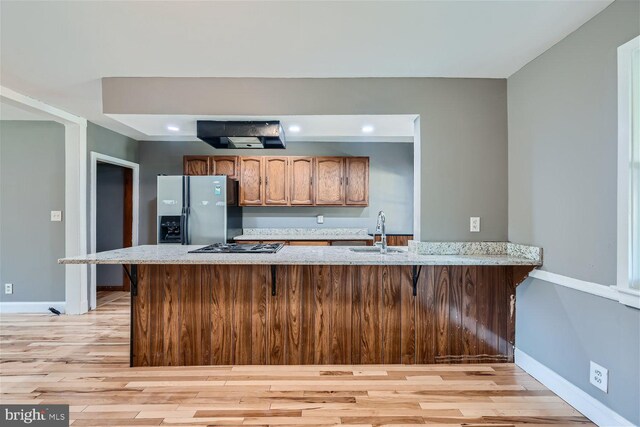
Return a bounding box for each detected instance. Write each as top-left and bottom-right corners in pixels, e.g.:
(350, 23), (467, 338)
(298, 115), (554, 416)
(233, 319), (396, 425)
(264, 157), (289, 205)
(185, 154), (369, 207)
(183, 156), (210, 176)
(289, 157), (314, 205)
(239, 157), (264, 206)
(314, 157), (345, 205)
(211, 156), (239, 179)
(345, 157), (369, 206)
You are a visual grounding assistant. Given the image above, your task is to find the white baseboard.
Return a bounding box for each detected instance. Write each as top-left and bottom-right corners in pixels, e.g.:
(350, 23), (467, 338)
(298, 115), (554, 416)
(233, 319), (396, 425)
(515, 348), (635, 427)
(80, 299), (89, 314)
(0, 301), (66, 314)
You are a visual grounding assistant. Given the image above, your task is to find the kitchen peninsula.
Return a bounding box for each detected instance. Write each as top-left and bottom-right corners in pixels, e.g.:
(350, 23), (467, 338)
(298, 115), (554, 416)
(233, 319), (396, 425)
(60, 242), (542, 367)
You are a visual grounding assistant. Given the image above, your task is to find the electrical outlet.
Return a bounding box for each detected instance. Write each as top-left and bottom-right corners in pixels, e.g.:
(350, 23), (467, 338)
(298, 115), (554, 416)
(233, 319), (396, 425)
(50, 210), (63, 222)
(590, 361), (608, 393)
(4, 283), (13, 295)
(317, 215), (324, 224)
(470, 217), (480, 232)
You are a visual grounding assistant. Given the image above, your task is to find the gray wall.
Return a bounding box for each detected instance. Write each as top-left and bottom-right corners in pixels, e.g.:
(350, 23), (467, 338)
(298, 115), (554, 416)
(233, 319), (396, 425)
(87, 120), (138, 241)
(86, 122), (138, 302)
(96, 163), (125, 286)
(0, 121), (66, 302)
(508, 0), (640, 423)
(138, 141), (413, 244)
(88, 121), (138, 164)
(104, 76), (509, 242)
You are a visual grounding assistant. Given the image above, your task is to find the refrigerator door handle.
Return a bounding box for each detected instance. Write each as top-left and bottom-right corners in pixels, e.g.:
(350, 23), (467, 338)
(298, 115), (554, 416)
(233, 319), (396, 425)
(185, 176), (191, 245)
(180, 208), (187, 245)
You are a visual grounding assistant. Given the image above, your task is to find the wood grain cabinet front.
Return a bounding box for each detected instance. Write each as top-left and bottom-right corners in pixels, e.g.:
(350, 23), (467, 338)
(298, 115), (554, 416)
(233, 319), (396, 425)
(289, 157), (314, 205)
(314, 157), (345, 205)
(183, 156), (210, 175)
(288, 241), (330, 246)
(239, 157), (264, 206)
(185, 155), (369, 207)
(345, 157), (369, 206)
(264, 157), (289, 205)
(211, 156), (238, 179)
(133, 264), (532, 366)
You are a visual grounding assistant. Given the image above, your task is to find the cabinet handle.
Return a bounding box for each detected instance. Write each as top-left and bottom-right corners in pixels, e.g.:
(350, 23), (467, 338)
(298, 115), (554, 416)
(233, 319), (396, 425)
(346, 177), (349, 186)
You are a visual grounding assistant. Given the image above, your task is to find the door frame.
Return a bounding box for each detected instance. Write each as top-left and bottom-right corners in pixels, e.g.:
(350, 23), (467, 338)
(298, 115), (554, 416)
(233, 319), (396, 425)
(1, 85), (88, 314)
(90, 152), (139, 310)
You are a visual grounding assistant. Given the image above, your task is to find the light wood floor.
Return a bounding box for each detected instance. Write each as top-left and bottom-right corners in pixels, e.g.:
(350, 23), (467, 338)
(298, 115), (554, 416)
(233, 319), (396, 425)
(0, 291), (593, 426)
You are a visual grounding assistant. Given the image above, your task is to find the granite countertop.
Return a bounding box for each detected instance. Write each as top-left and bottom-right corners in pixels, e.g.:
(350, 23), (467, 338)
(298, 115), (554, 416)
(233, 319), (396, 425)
(234, 227), (374, 241)
(59, 244), (542, 266)
(234, 234), (374, 241)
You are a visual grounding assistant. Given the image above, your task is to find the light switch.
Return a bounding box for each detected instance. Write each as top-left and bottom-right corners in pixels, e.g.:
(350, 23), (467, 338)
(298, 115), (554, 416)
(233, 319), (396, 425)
(51, 211), (63, 222)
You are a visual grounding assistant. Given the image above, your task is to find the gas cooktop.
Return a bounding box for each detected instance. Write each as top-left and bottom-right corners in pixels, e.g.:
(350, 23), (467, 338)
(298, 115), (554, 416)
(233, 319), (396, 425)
(188, 243), (284, 254)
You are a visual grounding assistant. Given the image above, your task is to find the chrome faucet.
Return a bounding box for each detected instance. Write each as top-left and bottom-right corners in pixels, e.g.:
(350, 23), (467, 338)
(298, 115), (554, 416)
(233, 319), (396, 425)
(374, 210), (388, 254)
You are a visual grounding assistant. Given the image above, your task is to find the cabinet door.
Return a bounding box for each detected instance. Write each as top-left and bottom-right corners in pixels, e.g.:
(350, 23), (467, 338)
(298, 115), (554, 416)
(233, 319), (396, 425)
(289, 241), (330, 246)
(239, 157), (264, 206)
(226, 178), (238, 206)
(386, 235), (414, 246)
(264, 157), (289, 205)
(289, 157), (314, 205)
(183, 156), (210, 175)
(314, 157), (345, 205)
(212, 156), (238, 179)
(345, 157), (369, 206)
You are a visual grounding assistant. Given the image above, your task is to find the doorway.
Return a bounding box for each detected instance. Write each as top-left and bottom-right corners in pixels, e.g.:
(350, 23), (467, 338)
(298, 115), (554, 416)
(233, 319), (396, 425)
(90, 152), (139, 310)
(96, 163), (133, 294)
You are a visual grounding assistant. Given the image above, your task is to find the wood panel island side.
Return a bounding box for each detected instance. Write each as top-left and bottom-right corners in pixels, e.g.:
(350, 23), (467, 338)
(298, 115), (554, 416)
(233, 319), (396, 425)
(60, 243), (542, 367)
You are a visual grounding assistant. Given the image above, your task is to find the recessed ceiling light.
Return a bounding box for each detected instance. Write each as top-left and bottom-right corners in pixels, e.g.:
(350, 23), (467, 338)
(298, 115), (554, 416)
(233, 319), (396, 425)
(362, 125), (374, 133)
(167, 125), (180, 132)
(288, 125), (301, 133)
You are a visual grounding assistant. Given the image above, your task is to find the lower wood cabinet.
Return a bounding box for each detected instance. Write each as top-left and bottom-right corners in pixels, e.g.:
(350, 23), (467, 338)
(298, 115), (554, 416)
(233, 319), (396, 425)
(133, 264), (530, 366)
(288, 241), (330, 246)
(329, 240), (371, 246)
(379, 235), (414, 246)
(235, 240), (370, 246)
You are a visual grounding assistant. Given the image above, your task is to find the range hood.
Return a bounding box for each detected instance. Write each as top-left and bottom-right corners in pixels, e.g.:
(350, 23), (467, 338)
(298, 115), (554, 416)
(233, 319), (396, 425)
(196, 121), (286, 149)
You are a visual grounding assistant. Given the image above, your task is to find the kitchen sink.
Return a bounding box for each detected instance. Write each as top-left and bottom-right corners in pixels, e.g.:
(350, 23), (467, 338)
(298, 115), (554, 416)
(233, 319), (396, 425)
(349, 247), (405, 254)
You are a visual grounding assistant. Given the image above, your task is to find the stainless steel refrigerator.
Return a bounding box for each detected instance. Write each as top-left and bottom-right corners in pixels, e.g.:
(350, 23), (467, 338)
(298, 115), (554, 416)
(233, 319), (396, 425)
(157, 175), (242, 245)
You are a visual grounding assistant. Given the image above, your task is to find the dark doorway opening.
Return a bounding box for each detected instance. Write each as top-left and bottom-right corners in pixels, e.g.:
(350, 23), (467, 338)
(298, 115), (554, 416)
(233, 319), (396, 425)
(96, 162), (133, 292)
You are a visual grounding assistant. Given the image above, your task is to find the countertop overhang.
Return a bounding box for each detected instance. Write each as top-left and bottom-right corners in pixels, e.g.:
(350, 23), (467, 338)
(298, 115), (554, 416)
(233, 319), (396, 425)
(234, 234), (374, 241)
(59, 244), (542, 266)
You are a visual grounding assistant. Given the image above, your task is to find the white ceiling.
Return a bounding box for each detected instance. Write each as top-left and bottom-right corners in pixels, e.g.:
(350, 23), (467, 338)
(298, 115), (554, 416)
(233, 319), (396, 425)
(0, 1), (613, 139)
(107, 114), (417, 143)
